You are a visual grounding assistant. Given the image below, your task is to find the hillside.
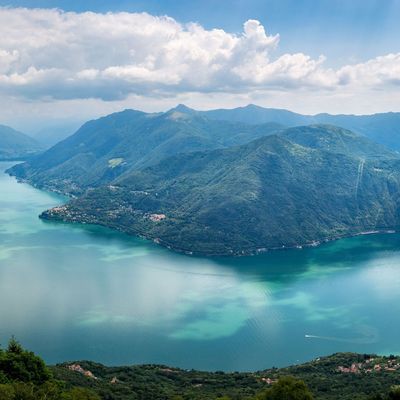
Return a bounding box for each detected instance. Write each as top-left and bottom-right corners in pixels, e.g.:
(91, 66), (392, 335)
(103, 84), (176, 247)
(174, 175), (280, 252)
(51, 352), (400, 400)
(2, 338), (400, 400)
(8, 108), (282, 195)
(0, 124), (42, 160)
(40, 125), (400, 256)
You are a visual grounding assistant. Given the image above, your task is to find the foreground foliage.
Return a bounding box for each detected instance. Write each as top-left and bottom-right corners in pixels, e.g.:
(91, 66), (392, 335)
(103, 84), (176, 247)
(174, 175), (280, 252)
(3, 340), (400, 399)
(0, 339), (99, 399)
(50, 352), (400, 400)
(255, 376), (313, 400)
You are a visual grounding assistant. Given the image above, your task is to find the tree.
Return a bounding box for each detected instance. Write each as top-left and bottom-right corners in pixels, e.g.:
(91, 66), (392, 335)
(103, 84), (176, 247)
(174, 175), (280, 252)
(0, 338), (51, 384)
(256, 376), (313, 400)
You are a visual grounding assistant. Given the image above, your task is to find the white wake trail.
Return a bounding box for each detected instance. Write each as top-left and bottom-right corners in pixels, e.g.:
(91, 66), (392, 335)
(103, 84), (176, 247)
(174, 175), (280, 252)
(305, 325), (378, 345)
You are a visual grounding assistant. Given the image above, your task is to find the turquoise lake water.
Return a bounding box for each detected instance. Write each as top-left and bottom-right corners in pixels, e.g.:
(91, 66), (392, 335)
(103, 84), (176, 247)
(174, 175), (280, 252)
(1, 160), (400, 371)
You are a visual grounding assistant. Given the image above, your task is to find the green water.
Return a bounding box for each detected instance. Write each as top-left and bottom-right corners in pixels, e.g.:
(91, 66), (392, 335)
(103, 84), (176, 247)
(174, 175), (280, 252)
(1, 161), (400, 371)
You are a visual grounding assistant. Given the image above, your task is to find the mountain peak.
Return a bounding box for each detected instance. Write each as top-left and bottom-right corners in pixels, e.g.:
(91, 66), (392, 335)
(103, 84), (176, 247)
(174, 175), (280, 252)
(168, 104), (197, 114)
(243, 103), (263, 110)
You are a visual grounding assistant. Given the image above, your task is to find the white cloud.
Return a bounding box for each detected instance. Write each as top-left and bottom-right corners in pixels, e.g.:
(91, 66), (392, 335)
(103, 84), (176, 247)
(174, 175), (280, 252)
(0, 7), (399, 125)
(337, 53), (400, 86)
(0, 7), (336, 100)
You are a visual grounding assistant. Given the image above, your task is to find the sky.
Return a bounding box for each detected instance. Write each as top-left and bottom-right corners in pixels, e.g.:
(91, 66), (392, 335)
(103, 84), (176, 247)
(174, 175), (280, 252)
(0, 0), (400, 132)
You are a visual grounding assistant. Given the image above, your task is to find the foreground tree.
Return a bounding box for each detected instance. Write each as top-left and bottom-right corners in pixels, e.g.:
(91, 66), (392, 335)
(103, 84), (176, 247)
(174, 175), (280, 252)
(0, 338), (100, 400)
(256, 376), (313, 400)
(0, 337), (51, 384)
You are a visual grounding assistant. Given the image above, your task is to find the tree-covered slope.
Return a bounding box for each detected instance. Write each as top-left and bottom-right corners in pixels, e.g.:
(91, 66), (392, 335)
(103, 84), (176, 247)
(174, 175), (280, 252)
(0, 124), (42, 160)
(8, 108), (282, 195)
(41, 125), (400, 256)
(3, 338), (400, 400)
(51, 352), (400, 400)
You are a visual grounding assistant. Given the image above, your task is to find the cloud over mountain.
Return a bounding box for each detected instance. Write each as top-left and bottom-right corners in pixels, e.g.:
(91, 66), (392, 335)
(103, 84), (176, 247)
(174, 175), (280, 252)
(1, 7), (399, 103)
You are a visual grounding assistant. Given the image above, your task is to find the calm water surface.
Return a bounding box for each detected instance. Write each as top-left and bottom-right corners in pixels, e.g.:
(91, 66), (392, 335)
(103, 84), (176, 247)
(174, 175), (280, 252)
(1, 161), (400, 371)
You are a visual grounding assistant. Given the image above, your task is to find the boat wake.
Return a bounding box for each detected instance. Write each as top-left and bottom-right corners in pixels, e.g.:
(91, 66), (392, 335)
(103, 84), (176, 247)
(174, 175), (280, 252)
(305, 325), (379, 344)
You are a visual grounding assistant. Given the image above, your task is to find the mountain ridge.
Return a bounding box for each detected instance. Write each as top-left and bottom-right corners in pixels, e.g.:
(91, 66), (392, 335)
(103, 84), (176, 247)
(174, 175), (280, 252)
(7, 109), (283, 195)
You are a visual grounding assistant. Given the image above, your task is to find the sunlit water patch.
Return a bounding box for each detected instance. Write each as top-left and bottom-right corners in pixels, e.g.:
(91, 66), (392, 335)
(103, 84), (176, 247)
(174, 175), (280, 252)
(1, 161), (400, 371)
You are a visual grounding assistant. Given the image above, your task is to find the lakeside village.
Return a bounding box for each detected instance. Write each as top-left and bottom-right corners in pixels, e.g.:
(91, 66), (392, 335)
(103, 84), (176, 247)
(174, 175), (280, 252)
(337, 356), (400, 374)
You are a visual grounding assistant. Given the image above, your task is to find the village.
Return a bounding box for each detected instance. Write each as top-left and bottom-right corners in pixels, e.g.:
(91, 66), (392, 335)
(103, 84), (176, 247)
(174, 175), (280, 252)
(337, 357), (400, 374)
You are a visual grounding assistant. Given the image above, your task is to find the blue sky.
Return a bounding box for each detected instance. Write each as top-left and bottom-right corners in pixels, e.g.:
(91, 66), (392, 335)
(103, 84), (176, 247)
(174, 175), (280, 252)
(2, 0), (399, 66)
(0, 0), (399, 131)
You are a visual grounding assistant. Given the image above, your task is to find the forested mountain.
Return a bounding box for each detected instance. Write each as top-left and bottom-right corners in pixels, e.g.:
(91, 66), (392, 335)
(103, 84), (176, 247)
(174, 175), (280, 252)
(9, 103), (400, 196)
(40, 125), (400, 256)
(9, 104), (400, 256)
(0, 124), (42, 160)
(8, 108), (282, 195)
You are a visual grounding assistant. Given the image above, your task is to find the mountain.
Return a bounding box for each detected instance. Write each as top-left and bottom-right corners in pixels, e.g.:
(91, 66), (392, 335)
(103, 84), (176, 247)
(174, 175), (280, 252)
(200, 104), (400, 151)
(40, 125), (400, 256)
(7, 109), (283, 195)
(0, 124), (42, 160)
(10, 104), (400, 196)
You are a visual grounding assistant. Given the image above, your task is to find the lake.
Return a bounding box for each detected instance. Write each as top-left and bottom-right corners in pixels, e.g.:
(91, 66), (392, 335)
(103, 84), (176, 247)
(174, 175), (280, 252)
(1, 160), (400, 371)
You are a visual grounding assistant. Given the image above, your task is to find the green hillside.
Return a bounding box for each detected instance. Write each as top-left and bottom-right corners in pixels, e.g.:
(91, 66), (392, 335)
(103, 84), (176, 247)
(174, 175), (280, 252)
(2, 339), (400, 400)
(40, 125), (400, 256)
(51, 352), (400, 400)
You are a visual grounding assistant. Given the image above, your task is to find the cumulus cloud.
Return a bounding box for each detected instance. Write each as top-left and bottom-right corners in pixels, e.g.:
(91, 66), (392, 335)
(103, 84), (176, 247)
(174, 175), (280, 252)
(337, 53), (400, 86)
(0, 7), (399, 103)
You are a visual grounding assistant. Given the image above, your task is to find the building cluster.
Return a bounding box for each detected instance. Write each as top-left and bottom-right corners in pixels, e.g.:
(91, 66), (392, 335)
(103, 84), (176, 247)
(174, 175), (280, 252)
(337, 358), (400, 374)
(67, 364), (98, 379)
(148, 213), (166, 222)
(260, 377), (278, 385)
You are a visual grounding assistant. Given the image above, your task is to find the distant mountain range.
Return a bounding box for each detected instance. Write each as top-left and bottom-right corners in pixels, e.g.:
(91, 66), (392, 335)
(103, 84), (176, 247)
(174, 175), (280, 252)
(32, 121), (83, 147)
(198, 104), (400, 151)
(0, 124), (42, 160)
(8, 104), (400, 255)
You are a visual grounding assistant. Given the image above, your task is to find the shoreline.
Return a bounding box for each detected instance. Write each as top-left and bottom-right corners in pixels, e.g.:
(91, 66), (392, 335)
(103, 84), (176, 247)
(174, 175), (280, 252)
(8, 171), (400, 258)
(39, 208), (400, 258)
